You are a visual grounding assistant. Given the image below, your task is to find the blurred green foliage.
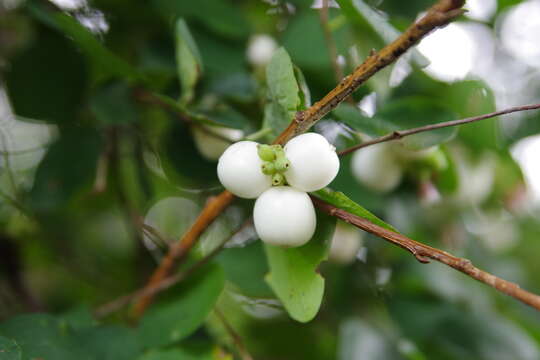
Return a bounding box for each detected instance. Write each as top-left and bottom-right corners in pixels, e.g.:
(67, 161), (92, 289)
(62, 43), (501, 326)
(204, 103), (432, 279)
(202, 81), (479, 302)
(1, 0), (540, 359)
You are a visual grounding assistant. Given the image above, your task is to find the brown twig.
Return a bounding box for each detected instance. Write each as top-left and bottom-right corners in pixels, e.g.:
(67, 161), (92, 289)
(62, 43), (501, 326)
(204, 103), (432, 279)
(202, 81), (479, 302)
(132, 0), (465, 318)
(318, 0), (344, 83)
(214, 308), (254, 360)
(96, 217), (252, 318)
(273, 0), (465, 145)
(312, 196), (540, 311)
(338, 103), (540, 156)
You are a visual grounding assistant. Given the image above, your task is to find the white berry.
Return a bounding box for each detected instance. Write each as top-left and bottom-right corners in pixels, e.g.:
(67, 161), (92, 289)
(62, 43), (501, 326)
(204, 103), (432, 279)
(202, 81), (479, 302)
(217, 141), (272, 199)
(351, 142), (403, 193)
(284, 133), (340, 192)
(253, 186), (316, 247)
(246, 34), (278, 67)
(192, 125), (244, 161)
(329, 221), (363, 264)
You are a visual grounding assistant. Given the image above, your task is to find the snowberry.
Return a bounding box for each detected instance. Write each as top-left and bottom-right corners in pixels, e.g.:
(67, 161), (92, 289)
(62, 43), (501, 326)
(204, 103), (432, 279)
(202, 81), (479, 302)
(284, 133), (340, 192)
(246, 34), (278, 67)
(192, 125), (243, 161)
(351, 142), (403, 193)
(328, 221), (363, 264)
(217, 141), (272, 199)
(253, 186), (316, 247)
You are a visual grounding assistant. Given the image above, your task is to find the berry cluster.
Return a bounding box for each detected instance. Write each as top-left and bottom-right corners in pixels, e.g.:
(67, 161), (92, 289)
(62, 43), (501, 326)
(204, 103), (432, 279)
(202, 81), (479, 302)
(217, 133), (340, 247)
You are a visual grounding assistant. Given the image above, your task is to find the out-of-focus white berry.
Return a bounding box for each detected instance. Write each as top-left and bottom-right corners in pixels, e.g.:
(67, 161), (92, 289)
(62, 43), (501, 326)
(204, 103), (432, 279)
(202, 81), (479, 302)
(217, 141), (272, 199)
(247, 34), (278, 67)
(253, 186), (316, 247)
(284, 133), (340, 192)
(351, 142), (403, 193)
(328, 221), (363, 264)
(192, 124), (244, 161)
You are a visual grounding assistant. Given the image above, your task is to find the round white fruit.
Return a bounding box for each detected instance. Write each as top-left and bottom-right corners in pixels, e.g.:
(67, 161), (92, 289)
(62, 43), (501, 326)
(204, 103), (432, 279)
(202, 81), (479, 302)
(284, 133), (340, 192)
(329, 221), (363, 264)
(253, 186), (316, 247)
(192, 125), (244, 161)
(217, 141), (272, 199)
(351, 142), (403, 193)
(246, 34), (278, 67)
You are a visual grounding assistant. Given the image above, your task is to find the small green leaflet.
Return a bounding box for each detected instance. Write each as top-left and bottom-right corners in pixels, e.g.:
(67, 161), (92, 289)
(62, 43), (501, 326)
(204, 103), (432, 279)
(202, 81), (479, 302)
(175, 18), (203, 105)
(264, 48), (301, 137)
(313, 188), (398, 232)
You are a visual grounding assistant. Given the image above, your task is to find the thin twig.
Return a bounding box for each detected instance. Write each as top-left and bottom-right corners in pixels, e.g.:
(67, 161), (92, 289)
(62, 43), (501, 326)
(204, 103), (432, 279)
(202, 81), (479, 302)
(311, 196), (540, 311)
(214, 308), (254, 360)
(338, 103), (540, 156)
(318, 0), (344, 83)
(131, 0), (466, 318)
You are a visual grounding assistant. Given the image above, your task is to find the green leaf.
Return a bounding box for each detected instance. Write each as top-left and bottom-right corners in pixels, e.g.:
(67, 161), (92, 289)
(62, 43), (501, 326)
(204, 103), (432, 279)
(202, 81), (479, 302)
(0, 314), (142, 360)
(264, 48), (301, 137)
(5, 25), (86, 125)
(444, 81), (498, 150)
(264, 211), (336, 323)
(137, 263), (225, 348)
(313, 188), (398, 232)
(90, 82), (138, 125)
(175, 18), (203, 105)
(0, 336), (21, 360)
(27, 2), (141, 81)
(72, 326), (141, 360)
(0, 314), (79, 360)
(137, 342), (215, 360)
(217, 241), (274, 298)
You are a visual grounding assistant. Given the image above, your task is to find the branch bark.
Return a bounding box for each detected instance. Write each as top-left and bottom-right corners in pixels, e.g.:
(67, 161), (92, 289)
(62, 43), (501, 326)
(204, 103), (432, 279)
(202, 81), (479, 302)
(339, 103), (540, 156)
(131, 0), (466, 318)
(312, 196), (540, 311)
(273, 0), (465, 145)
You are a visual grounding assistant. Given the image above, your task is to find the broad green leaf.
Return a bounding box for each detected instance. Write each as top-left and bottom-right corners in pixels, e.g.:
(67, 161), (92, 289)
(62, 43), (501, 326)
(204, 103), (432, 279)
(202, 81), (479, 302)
(175, 19), (203, 105)
(337, 0), (428, 67)
(217, 241), (274, 298)
(264, 211), (336, 323)
(137, 342), (216, 360)
(27, 2), (140, 81)
(5, 25), (86, 125)
(0, 336), (21, 360)
(264, 48), (301, 137)
(72, 326), (141, 360)
(313, 188), (398, 232)
(90, 82), (138, 125)
(137, 263), (225, 348)
(0, 313), (142, 360)
(0, 314), (79, 360)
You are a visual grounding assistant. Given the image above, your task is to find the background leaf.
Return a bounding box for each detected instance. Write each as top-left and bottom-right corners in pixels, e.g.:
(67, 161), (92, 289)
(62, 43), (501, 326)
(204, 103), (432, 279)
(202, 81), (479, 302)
(0, 336), (21, 360)
(137, 263), (225, 348)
